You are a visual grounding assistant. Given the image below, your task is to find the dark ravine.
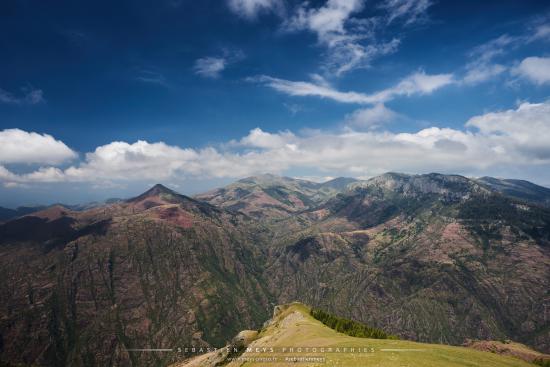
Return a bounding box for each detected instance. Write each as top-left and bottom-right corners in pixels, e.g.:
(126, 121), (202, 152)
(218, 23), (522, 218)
(0, 173), (549, 366)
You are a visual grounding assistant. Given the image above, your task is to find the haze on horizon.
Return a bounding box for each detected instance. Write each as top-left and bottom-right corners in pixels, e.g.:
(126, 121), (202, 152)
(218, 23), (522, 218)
(1, 0), (550, 207)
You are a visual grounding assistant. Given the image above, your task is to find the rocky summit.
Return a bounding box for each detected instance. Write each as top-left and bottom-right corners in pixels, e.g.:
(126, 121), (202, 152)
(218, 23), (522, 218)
(0, 173), (549, 366)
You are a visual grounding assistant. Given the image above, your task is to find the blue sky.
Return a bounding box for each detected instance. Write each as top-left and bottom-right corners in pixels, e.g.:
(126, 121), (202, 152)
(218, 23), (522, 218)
(1, 0), (550, 207)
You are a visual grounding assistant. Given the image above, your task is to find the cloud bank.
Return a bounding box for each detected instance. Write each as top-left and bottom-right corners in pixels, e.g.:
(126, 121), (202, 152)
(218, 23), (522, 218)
(2, 100), (550, 187)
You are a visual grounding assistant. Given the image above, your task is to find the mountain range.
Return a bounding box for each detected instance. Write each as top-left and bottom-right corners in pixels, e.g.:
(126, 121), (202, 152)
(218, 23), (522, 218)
(0, 173), (549, 366)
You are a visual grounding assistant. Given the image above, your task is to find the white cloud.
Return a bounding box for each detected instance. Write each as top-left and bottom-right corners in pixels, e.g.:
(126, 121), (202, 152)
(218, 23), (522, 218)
(381, 0), (433, 25)
(0, 87), (44, 105)
(470, 35), (517, 63)
(459, 35), (518, 85)
(24, 167), (67, 182)
(0, 129), (77, 164)
(224, 0), (433, 76)
(2, 101), (550, 186)
(530, 21), (550, 42)
(460, 19), (550, 85)
(283, 0), (402, 75)
(0, 166), (18, 182)
(463, 63), (506, 85)
(387, 70), (454, 96)
(285, 0), (365, 39)
(194, 57), (227, 78)
(253, 70), (454, 104)
(345, 104), (399, 129)
(513, 56), (550, 85)
(194, 49), (245, 79)
(278, 0), (432, 75)
(466, 101), (550, 161)
(251, 75), (376, 103)
(237, 127), (297, 149)
(64, 140), (199, 181)
(227, 0), (283, 19)
(326, 38), (400, 76)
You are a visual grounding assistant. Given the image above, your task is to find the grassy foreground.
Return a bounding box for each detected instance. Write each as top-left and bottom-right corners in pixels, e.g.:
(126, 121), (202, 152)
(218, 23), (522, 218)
(174, 303), (535, 367)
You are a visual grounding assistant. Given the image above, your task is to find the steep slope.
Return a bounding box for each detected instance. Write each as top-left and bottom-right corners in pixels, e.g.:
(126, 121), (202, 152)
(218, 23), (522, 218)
(0, 184), (272, 367)
(477, 176), (550, 207)
(195, 174), (357, 219)
(173, 303), (536, 367)
(265, 173), (550, 353)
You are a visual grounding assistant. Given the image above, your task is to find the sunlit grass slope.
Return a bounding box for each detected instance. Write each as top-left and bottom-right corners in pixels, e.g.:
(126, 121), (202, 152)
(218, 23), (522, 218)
(175, 302), (534, 367)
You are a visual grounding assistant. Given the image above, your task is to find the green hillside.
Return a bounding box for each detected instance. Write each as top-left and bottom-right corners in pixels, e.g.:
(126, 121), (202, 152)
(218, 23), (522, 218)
(174, 303), (538, 367)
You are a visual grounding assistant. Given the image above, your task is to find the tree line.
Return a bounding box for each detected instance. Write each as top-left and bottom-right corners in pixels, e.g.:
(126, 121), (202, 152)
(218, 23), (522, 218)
(310, 308), (398, 340)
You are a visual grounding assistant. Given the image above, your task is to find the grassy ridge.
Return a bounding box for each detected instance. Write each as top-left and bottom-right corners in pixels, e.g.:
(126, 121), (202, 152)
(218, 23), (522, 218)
(174, 303), (536, 366)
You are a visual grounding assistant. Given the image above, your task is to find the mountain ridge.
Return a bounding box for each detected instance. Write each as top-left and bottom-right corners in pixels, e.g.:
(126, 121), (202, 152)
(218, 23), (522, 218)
(173, 302), (541, 367)
(0, 172), (549, 366)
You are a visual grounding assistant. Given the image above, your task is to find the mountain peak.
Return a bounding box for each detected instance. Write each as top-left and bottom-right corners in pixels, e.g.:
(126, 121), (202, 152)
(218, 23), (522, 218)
(150, 183), (172, 192)
(127, 184), (179, 202)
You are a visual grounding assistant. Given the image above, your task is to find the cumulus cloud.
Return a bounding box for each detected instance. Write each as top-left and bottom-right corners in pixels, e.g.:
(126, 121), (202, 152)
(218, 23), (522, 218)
(252, 70), (454, 104)
(2, 101), (550, 187)
(101, 100), (550, 173)
(0, 166), (18, 182)
(345, 104), (400, 129)
(513, 56), (550, 85)
(64, 140), (199, 181)
(0, 87), (45, 105)
(237, 127), (297, 149)
(227, 0), (284, 19)
(466, 101), (550, 160)
(0, 129), (77, 165)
